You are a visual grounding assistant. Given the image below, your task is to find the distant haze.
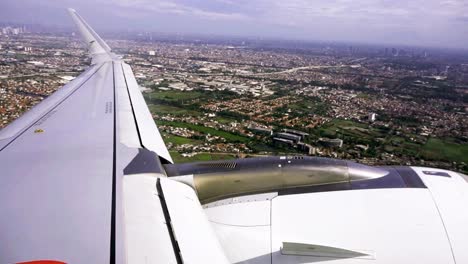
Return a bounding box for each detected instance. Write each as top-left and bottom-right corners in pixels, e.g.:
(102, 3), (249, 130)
(2, 0), (468, 49)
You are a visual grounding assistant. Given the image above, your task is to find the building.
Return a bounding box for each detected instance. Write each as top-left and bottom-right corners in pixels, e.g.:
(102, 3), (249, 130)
(355, 144), (369, 151)
(276, 132), (302, 143)
(318, 138), (343, 148)
(148, 50), (156, 56)
(169, 82), (188, 90)
(27, 61), (45, 67)
(297, 142), (315, 155)
(369, 113), (376, 123)
(282, 129), (309, 141)
(273, 137), (294, 147)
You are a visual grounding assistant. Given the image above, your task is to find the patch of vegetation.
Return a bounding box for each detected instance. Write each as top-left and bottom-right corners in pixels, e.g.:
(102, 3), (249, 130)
(313, 119), (379, 146)
(170, 151), (236, 163)
(217, 110), (250, 120)
(159, 120), (250, 143)
(248, 142), (277, 153)
(150, 80), (171, 89)
(421, 138), (468, 163)
(356, 93), (370, 99)
(394, 116), (421, 126)
(146, 90), (204, 102)
(163, 134), (202, 145)
(213, 116), (237, 124)
(148, 104), (202, 116)
(282, 97), (330, 116)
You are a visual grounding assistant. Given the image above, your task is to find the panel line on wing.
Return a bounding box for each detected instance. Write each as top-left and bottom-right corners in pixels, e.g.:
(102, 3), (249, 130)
(120, 63), (173, 163)
(110, 62), (117, 264)
(156, 178), (184, 264)
(121, 63), (144, 148)
(424, 182), (458, 264)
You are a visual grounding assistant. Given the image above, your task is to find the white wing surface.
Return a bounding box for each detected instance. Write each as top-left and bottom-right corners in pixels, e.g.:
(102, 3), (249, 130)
(0, 8), (179, 263)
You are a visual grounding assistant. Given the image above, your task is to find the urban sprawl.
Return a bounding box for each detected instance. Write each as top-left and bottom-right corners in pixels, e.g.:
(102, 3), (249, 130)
(0, 27), (467, 173)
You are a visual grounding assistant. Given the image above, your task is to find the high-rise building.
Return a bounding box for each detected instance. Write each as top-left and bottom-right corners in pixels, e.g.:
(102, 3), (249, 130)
(282, 129), (309, 141)
(276, 132), (302, 144)
(444, 66), (450, 77)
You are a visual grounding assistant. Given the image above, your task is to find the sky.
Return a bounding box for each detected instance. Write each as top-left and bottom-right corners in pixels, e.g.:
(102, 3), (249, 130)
(1, 0), (468, 48)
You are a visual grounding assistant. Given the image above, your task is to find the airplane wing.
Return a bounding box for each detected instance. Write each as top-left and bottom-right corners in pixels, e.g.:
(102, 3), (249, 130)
(0, 9), (229, 264)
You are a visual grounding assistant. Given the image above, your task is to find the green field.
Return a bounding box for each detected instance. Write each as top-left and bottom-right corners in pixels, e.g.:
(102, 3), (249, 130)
(146, 90), (205, 102)
(159, 120), (250, 143)
(163, 134), (202, 145)
(316, 119), (381, 145)
(287, 98), (330, 116)
(213, 116), (237, 124)
(319, 119), (367, 134)
(421, 138), (468, 163)
(148, 104), (201, 116)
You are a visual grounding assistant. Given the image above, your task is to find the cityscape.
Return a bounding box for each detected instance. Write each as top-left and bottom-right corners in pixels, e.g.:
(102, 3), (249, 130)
(1, 26), (467, 173)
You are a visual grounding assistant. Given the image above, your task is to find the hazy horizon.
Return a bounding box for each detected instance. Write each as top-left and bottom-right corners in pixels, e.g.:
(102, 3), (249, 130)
(2, 0), (468, 49)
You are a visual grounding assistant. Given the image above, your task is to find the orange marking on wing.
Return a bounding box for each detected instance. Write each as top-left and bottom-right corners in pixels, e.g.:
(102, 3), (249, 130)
(16, 261), (66, 264)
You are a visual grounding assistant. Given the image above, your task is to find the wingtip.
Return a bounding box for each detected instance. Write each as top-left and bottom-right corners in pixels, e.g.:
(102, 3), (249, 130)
(66, 7), (113, 60)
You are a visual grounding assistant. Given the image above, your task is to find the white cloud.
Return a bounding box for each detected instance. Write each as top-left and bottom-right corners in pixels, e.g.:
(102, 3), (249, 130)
(101, 0), (249, 21)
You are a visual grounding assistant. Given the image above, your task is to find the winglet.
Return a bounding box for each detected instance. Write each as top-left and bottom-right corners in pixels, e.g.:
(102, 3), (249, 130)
(68, 8), (113, 62)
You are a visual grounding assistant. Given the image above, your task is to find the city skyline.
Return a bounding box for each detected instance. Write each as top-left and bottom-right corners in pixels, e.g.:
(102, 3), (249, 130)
(1, 0), (468, 49)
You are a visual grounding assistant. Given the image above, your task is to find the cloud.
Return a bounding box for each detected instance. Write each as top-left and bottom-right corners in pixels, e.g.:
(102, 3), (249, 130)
(99, 0), (249, 21)
(0, 0), (467, 48)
